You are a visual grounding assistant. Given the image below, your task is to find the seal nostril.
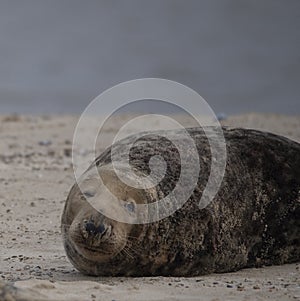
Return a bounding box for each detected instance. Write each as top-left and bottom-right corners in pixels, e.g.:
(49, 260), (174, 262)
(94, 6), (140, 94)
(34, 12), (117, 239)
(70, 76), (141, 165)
(96, 224), (106, 234)
(85, 221), (96, 234)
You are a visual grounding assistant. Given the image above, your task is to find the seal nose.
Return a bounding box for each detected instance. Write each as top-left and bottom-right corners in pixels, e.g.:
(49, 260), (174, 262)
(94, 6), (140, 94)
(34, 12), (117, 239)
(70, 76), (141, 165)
(85, 221), (106, 235)
(96, 224), (106, 234)
(85, 221), (96, 234)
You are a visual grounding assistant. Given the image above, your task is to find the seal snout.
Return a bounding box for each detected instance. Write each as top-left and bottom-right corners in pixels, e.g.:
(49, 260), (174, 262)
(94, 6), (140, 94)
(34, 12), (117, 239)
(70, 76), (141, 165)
(82, 218), (112, 243)
(85, 221), (106, 235)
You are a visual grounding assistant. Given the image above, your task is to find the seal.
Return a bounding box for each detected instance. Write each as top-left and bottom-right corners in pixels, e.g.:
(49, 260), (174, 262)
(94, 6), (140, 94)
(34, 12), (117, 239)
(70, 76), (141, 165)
(61, 128), (300, 276)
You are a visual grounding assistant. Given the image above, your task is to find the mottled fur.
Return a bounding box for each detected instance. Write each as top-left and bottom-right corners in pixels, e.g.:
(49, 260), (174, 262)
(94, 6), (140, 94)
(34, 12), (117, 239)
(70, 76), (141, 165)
(62, 128), (300, 276)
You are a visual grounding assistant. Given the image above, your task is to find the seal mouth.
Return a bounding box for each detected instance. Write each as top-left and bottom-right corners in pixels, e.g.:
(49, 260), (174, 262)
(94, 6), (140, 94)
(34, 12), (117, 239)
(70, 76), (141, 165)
(83, 246), (103, 253)
(78, 243), (112, 256)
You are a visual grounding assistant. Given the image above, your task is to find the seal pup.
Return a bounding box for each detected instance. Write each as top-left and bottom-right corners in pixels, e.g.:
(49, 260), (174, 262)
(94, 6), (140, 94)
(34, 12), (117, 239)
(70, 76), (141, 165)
(62, 128), (300, 276)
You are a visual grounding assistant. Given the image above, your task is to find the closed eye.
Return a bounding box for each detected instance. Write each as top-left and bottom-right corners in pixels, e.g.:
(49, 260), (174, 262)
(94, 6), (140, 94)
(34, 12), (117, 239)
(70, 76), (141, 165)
(83, 191), (95, 198)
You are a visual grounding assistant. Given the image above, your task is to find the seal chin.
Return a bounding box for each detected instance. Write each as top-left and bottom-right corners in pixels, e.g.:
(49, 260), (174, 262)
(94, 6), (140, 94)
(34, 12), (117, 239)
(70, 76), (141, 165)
(76, 244), (116, 262)
(70, 233), (122, 262)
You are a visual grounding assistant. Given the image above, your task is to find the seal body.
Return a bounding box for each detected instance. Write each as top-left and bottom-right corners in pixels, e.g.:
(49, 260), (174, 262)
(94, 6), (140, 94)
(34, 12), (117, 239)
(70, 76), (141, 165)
(62, 128), (300, 276)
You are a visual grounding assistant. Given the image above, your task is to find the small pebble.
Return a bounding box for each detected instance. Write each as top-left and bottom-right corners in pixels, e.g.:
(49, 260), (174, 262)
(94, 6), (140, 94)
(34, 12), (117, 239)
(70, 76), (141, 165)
(64, 148), (72, 157)
(39, 140), (52, 146)
(48, 150), (55, 156)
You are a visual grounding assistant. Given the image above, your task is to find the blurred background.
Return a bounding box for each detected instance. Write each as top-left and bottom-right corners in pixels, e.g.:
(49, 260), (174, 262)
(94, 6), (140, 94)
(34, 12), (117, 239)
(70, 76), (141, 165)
(0, 0), (299, 115)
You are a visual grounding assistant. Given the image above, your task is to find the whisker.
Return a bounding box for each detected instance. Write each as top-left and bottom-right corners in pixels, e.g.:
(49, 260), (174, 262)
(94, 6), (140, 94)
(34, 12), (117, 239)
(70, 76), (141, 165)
(120, 247), (134, 259)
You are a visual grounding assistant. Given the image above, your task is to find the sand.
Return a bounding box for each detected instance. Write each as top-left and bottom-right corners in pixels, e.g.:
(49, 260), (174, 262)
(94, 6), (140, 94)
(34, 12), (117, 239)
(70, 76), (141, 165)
(0, 113), (299, 301)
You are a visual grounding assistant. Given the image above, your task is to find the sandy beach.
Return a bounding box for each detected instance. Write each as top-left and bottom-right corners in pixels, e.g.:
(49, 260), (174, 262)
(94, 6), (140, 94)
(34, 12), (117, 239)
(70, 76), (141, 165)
(0, 113), (299, 301)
